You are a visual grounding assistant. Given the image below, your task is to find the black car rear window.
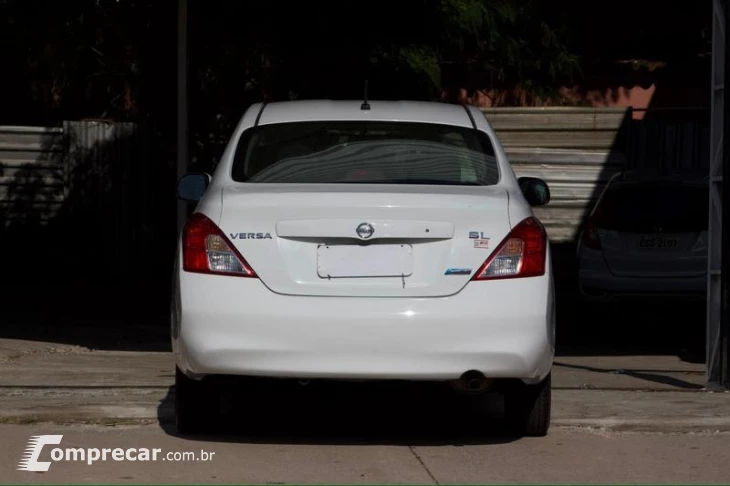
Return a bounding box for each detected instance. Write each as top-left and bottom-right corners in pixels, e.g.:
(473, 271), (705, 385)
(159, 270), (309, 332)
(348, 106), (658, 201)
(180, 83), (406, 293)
(231, 121), (499, 186)
(595, 183), (709, 233)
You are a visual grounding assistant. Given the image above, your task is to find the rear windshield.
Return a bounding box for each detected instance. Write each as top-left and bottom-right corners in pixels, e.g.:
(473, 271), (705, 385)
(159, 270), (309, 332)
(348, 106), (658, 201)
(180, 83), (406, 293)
(595, 184), (709, 233)
(231, 121), (499, 185)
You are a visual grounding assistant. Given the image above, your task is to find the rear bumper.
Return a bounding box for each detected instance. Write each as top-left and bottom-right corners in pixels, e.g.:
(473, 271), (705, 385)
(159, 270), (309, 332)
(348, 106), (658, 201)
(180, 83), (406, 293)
(173, 269), (554, 384)
(578, 247), (706, 301)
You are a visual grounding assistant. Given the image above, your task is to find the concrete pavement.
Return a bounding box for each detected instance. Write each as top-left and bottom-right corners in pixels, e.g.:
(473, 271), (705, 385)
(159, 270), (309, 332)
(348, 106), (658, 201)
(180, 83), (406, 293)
(1, 423), (728, 484)
(0, 338), (727, 434)
(0, 339), (708, 390)
(1, 337), (729, 483)
(2, 386), (729, 433)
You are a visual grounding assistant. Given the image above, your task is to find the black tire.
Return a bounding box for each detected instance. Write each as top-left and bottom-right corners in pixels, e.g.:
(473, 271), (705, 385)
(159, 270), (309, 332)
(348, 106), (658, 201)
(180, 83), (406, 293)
(175, 367), (215, 435)
(504, 373), (551, 437)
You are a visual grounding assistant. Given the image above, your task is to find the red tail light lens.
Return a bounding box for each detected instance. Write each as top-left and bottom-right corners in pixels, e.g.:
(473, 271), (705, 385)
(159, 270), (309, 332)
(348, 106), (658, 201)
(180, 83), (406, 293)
(581, 201), (604, 250)
(182, 213), (257, 277)
(581, 218), (602, 250)
(471, 217), (547, 280)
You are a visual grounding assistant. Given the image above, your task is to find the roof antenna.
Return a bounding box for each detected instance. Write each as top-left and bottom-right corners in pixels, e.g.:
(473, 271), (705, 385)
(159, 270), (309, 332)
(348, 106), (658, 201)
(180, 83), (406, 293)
(360, 80), (371, 111)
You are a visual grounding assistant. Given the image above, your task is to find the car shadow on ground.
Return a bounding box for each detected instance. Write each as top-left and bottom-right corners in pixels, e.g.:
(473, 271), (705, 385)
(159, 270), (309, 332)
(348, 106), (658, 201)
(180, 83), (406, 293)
(554, 283), (707, 365)
(552, 361), (704, 390)
(155, 380), (521, 446)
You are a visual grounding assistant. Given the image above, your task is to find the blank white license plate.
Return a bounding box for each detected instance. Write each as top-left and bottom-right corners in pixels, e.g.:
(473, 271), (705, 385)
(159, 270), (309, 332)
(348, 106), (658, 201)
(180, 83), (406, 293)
(317, 244), (413, 278)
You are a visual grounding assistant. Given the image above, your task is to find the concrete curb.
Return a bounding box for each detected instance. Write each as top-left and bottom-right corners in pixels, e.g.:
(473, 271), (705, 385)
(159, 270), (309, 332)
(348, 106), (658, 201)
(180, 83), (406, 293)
(553, 417), (730, 433)
(1, 398), (728, 434)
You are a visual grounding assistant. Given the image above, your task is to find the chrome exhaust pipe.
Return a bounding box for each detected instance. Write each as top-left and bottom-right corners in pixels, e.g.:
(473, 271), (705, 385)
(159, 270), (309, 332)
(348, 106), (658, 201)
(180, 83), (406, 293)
(450, 370), (492, 393)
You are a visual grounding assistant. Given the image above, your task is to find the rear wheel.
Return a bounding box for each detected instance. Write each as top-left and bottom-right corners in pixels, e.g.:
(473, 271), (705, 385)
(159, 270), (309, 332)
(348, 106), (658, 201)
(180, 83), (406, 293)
(175, 367), (216, 434)
(504, 373), (551, 436)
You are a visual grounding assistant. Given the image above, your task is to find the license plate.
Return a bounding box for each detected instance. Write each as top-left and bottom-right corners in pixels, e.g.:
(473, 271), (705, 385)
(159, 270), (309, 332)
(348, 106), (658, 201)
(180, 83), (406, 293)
(317, 244), (413, 278)
(637, 236), (679, 249)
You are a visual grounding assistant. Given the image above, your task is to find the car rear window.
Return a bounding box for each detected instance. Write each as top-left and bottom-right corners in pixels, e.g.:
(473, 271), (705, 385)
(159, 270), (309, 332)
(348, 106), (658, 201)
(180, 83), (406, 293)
(231, 121), (499, 185)
(594, 183), (709, 233)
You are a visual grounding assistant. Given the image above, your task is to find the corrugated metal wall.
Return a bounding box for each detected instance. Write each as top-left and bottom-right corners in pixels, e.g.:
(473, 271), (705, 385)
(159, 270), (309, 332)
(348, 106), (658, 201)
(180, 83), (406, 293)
(0, 122), (153, 281)
(627, 118), (710, 170)
(0, 126), (65, 225)
(481, 107), (632, 242)
(0, 110), (708, 279)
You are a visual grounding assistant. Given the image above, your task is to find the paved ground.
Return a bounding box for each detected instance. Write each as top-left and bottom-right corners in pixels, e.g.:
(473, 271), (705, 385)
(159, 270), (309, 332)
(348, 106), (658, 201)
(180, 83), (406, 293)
(0, 345), (724, 433)
(1, 424), (729, 484)
(0, 292), (725, 484)
(0, 339), (709, 390)
(0, 337), (729, 483)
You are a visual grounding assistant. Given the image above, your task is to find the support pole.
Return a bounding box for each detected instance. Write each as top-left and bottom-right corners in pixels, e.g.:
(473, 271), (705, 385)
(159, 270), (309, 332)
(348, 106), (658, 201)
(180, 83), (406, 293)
(176, 0), (189, 233)
(721, 0), (730, 388)
(708, 0), (728, 389)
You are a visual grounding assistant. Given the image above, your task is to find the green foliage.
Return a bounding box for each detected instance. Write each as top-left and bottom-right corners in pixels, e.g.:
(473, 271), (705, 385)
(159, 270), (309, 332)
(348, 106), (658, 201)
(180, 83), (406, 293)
(0, 0), (157, 123)
(375, 0), (581, 103)
(399, 46), (441, 91)
(0, 0), (582, 125)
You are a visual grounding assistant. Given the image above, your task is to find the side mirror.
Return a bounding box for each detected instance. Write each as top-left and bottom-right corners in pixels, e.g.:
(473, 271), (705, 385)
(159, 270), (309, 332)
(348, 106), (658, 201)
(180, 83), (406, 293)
(177, 173), (211, 202)
(518, 177), (550, 206)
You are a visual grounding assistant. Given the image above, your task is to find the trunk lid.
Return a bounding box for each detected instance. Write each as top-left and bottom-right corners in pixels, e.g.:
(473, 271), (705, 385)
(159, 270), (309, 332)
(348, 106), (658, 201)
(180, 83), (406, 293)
(594, 182), (709, 278)
(599, 230), (708, 277)
(219, 184), (511, 297)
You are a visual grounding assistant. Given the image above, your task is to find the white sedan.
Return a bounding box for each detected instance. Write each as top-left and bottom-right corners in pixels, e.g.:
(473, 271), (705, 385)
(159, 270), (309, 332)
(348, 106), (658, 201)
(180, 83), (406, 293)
(173, 100), (555, 436)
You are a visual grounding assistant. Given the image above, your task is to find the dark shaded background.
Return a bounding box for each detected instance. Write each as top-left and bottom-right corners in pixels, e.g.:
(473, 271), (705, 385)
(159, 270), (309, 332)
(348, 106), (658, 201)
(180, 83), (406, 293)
(0, 0), (713, 357)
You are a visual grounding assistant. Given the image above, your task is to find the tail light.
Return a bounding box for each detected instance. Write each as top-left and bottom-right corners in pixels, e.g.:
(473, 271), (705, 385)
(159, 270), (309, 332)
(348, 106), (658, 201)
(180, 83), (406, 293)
(581, 202), (603, 250)
(182, 213), (257, 277)
(472, 217), (547, 280)
(581, 218), (602, 250)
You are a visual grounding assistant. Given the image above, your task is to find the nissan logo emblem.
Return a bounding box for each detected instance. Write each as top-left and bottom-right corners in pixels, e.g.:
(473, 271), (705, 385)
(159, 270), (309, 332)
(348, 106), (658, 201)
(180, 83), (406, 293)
(356, 222), (374, 239)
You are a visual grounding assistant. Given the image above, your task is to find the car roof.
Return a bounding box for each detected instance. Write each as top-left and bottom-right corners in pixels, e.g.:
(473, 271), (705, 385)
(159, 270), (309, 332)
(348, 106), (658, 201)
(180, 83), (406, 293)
(609, 169), (709, 188)
(255, 100), (476, 128)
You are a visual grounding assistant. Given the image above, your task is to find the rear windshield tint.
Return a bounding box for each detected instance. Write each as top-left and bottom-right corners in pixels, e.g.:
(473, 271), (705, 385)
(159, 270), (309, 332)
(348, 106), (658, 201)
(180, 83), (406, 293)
(231, 121), (499, 186)
(595, 184), (709, 233)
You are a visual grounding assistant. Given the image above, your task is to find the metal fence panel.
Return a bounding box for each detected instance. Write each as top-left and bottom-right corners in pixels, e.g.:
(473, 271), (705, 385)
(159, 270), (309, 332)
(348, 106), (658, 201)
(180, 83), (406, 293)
(628, 119), (710, 170)
(0, 126), (65, 224)
(0, 122), (152, 281)
(482, 107), (710, 244)
(481, 107), (631, 243)
(1, 110), (711, 279)
(708, 0), (728, 389)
